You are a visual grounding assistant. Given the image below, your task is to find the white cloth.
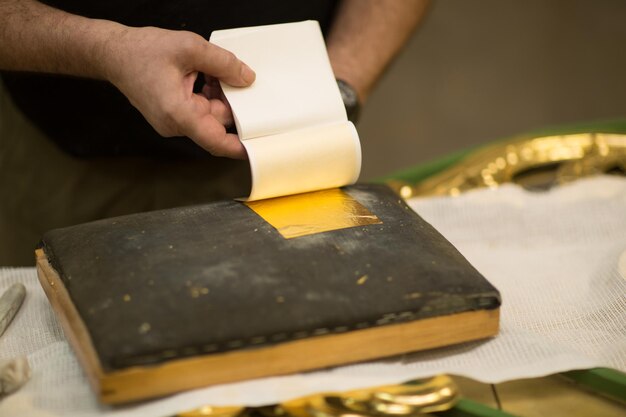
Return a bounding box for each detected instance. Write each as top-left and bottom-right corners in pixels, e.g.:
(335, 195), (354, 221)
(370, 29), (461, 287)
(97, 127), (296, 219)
(1, 175), (625, 417)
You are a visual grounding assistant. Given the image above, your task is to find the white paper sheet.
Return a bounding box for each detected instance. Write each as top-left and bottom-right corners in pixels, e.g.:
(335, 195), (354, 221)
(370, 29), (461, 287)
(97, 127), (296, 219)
(1, 176), (625, 417)
(210, 21), (360, 201)
(243, 122), (360, 200)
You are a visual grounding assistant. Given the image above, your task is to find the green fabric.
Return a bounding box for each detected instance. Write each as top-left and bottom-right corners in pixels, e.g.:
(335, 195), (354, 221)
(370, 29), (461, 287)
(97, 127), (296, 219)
(562, 368), (626, 403)
(380, 118), (626, 184)
(439, 399), (520, 417)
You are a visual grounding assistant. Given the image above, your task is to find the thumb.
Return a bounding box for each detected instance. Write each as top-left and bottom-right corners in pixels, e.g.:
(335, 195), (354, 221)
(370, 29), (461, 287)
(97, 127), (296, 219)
(194, 42), (256, 87)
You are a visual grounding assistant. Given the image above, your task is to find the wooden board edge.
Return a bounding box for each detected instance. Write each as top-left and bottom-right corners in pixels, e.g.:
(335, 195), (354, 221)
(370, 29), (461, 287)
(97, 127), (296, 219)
(35, 249), (500, 406)
(102, 308), (499, 404)
(35, 248), (105, 394)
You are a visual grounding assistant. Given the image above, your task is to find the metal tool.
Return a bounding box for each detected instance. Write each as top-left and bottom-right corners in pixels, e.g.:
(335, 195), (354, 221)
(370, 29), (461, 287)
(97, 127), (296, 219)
(0, 283), (26, 338)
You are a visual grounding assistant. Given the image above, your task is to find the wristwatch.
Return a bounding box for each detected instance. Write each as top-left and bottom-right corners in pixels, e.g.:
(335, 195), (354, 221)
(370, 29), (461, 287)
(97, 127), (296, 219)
(336, 79), (361, 123)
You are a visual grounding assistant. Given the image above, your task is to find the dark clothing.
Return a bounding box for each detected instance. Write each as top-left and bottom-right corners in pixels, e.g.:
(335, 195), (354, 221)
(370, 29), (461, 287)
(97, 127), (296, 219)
(0, 80), (252, 265)
(1, 0), (339, 158)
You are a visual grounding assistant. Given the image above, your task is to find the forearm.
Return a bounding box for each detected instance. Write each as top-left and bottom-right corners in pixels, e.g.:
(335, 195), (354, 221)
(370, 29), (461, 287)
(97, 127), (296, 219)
(326, 0), (429, 102)
(0, 0), (126, 80)
(0, 0), (255, 159)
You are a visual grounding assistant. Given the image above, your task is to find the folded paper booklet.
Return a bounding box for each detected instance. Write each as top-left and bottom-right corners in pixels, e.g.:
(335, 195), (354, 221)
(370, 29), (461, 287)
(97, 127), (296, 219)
(36, 21), (500, 405)
(210, 21), (361, 201)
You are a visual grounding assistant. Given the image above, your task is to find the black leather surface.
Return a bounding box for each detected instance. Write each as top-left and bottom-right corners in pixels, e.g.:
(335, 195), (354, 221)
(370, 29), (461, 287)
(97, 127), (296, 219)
(42, 184), (500, 372)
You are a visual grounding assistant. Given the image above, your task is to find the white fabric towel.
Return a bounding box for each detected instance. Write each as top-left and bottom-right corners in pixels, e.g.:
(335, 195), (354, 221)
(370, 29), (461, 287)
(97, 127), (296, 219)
(1, 175), (624, 416)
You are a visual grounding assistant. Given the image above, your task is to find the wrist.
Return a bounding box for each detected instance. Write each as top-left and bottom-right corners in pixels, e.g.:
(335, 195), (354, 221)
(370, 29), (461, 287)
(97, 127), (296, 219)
(90, 20), (133, 85)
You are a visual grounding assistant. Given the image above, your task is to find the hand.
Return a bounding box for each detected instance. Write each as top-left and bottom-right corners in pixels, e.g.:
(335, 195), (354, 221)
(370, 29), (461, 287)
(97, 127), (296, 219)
(103, 27), (255, 159)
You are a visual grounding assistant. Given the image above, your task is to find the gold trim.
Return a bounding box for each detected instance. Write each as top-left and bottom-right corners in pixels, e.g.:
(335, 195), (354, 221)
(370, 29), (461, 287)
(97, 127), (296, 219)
(178, 375), (458, 417)
(178, 406), (244, 417)
(388, 133), (626, 198)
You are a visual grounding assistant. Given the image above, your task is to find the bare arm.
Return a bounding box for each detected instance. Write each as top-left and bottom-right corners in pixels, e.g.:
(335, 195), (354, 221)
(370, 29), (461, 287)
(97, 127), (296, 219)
(0, 0), (120, 78)
(326, 0), (429, 103)
(0, 0), (255, 158)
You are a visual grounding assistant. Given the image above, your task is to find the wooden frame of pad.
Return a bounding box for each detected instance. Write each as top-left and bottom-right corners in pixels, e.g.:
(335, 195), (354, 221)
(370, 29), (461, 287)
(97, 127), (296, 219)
(36, 249), (500, 405)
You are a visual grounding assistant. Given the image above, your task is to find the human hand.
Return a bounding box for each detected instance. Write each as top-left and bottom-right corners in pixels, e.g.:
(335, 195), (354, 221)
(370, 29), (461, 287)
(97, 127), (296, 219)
(103, 27), (255, 159)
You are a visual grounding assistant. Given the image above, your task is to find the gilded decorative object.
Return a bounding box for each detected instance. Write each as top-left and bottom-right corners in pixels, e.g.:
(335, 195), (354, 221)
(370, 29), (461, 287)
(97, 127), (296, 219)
(178, 376), (458, 417)
(178, 406), (245, 417)
(246, 188), (382, 239)
(388, 133), (626, 198)
(368, 376), (458, 414)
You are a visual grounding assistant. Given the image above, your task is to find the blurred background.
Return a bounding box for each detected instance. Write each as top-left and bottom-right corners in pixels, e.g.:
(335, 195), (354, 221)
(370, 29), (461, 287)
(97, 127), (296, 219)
(357, 0), (626, 179)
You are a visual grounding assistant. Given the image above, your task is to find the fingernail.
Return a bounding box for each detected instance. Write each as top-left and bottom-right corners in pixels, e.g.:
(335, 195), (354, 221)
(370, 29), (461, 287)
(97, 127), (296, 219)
(241, 63), (256, 84)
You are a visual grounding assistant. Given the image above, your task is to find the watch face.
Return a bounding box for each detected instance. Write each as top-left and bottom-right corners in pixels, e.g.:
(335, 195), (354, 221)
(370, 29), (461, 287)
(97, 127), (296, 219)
(337, 80), (358, 106)
(337, 80), (361, 122)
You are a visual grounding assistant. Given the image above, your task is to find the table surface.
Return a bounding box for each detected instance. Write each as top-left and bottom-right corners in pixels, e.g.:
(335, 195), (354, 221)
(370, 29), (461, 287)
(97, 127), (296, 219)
(1, 175), (625, 416)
